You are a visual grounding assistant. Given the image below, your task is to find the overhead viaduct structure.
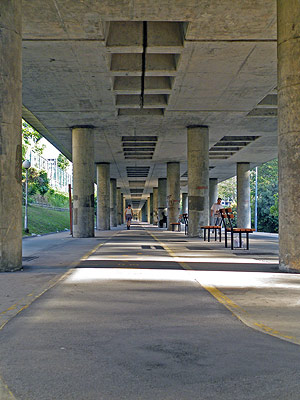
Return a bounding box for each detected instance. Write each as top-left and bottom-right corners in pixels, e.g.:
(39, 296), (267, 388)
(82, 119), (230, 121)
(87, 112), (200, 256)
(0, 1), (299, 272)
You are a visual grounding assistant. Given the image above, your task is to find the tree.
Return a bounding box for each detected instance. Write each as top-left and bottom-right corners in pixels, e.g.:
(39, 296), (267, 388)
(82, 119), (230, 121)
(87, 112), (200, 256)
(22, 168), (50, 199)
(217, 159), (279, 233)
(57, 153), (70, 171)
(250, 159), (278, 233)
(218, 176), (237, 204)
(22, 121), (45, 160)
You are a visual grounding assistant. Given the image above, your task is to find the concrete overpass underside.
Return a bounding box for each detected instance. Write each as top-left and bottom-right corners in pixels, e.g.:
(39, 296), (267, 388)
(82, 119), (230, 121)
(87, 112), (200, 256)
(1, 0), (300, 272)
(22, 0), (278, 201)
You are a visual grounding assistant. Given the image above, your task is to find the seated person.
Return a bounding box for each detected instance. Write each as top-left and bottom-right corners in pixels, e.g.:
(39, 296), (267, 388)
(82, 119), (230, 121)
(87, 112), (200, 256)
(159, 211), (167, 228)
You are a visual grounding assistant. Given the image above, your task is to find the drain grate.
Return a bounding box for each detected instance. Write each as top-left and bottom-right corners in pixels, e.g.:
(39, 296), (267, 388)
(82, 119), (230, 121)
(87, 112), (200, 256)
(141, 245), (164, 250)
(186, 247), (215, 251)
(22, 256), (39, 262)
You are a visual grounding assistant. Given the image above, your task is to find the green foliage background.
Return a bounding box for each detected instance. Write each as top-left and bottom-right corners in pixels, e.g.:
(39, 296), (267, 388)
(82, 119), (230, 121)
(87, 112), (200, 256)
(218, 159), (278, 233)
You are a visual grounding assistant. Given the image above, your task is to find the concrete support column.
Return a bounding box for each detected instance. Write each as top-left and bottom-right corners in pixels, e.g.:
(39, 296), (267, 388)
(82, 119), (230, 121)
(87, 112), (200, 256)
(96, 163), (110, 230)
(149, 193), (153, 224)
(277, 0), (300, 271)
(147, 197), (151, 223)
(167, 162), (181, 230)
(142, 202), (147, 222)
(209, 178), (218, 224)
(110, 178), (117, 227)
(237, 162), (251, 228)
(0, 1), (22, 271)
(117, 188), (122, 225)
(187, 126), (209, 237)
(158, 178), (167, 225)
(121, 193), (124, 224)
(153, 187), (158, 225)
(277, 0), (300, 272)
(72, 127), (95, 238)
(181, 193), (188, 214)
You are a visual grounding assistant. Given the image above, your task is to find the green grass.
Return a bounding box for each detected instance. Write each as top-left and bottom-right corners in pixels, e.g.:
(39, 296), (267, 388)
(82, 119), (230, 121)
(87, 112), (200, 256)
(22, 205), (71, 236)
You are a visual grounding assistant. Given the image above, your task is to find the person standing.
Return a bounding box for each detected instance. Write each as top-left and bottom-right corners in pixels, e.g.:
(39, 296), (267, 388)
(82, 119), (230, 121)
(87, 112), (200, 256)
(125, 204), (133, 230)
(210, 197), (223, 225)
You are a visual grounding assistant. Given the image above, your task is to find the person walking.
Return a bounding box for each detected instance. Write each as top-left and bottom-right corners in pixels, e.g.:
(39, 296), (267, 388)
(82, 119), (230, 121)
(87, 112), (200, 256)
(125, 204), (133, 230)
(210, 197), (223, 226)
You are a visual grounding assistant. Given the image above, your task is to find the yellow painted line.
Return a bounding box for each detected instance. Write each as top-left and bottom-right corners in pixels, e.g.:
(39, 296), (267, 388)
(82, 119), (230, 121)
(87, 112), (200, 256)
(146, 228), (300, 346)
(0, 375), (16, 400)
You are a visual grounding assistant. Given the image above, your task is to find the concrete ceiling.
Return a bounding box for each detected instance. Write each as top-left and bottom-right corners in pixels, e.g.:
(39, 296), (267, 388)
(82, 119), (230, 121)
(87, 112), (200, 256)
(22, 0), (278, 207)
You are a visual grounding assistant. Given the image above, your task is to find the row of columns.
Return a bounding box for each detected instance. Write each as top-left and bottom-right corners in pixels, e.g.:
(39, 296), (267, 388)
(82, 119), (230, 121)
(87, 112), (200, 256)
(146, 158), (251, 232)
(73, 151), (127, 237)
(1, 0), (300, 272)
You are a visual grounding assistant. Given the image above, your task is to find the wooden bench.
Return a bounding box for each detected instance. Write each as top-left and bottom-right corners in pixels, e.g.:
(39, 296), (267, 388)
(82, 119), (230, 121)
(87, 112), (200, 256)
(200, 224), (221, 242)
(220, 208), (255, 250)
(170, 222), (181, 232)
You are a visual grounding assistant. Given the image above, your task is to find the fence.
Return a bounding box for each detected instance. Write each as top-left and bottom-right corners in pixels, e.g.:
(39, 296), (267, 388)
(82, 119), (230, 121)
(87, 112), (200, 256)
(26, 150), (72, 193)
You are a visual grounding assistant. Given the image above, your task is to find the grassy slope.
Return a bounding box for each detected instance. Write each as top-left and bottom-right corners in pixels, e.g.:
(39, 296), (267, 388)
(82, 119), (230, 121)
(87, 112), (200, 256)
(22, 205), (70, 236)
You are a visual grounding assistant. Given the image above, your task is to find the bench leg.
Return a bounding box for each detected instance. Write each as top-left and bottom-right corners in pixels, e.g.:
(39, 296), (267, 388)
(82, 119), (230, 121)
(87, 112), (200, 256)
(215, 228), (217, 241)
(225, 230), (228, 248)
(239, 232), (242, 248)
(219, 228), (221, 242)
(231, 231), (234, 250)
(208, 228), (210, 242)
(246, 233), (249, 250)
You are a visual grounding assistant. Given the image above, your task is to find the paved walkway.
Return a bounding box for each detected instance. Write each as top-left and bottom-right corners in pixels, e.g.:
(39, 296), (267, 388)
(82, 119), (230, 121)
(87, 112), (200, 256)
(1, 223), (300, 399)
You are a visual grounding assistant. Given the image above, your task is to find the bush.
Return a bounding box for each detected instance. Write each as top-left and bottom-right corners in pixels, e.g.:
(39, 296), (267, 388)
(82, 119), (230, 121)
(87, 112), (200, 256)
(44, 190), (69, 208)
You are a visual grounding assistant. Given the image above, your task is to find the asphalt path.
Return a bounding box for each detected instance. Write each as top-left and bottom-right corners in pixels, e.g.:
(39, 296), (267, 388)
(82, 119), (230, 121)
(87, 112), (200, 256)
(0, 224), (300, 399)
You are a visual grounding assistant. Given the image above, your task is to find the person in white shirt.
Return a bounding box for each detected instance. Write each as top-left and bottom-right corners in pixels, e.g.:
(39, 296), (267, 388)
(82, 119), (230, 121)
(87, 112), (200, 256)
(210, 198), (223, 226)
(125, 204), (133, 230)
